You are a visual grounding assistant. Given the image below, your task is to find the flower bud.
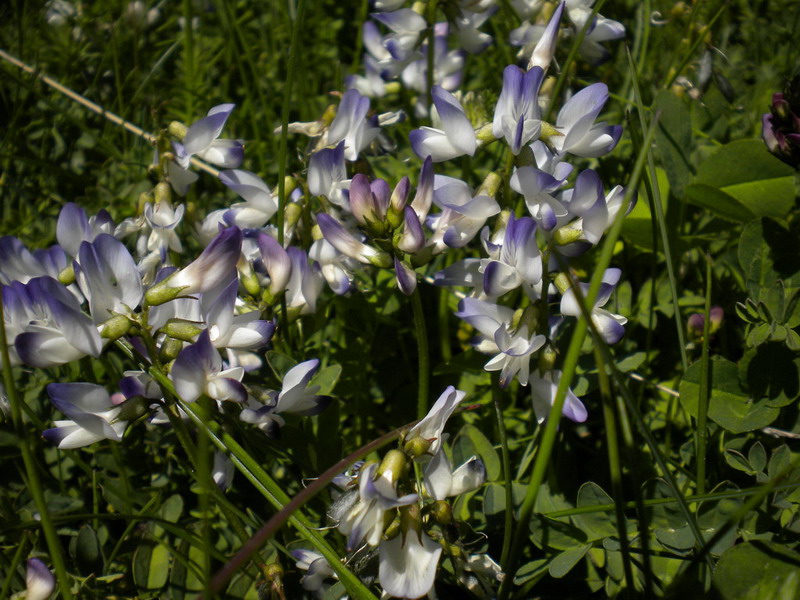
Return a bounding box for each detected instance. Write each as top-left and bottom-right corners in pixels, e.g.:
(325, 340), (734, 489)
(154, 181), (171, 206)
(475, 122), (497, 143)
(476, 172), (502, 198)
(114, 395), (151, 422)
(554, 225), (584, 245)
(58, 263), (76, 286)
(168, 121), (188, 140)
(553, 272), (572, 294)
(161, 319), (204, 342)
(538, 344), (558, 373)
(429, 500), (452, 525)
(159, 337), (185, 363)
(404, 435), (433, 458)
(539, 121), (562, 143)
(263, 562), (284, 582)
(241, 269), (262, 297)
(378, 449), (409, 482)
(101, 314), (133, 339)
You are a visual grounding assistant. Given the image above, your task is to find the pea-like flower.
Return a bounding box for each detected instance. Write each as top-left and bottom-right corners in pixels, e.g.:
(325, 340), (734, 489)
(43, 382), (128, 449)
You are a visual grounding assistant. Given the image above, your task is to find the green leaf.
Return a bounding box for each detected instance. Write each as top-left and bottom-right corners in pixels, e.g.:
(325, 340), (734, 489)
(739, 218), (800, 292)
(513, 559), (549, 586)
(679, 357), (779, 433)
(685, 183), (756, 222)
(713, 541), (800, 600)
(133, 541), (170, 592)
(622, 167), (670, 250)
(687, 140), (795, 221)
(312, 364), (342, 395)
(573, 482), (617, 541)
(748, 442), (767, 473)
(549, 544), (591, 578)
(74, 525), (103, 576)
(453, 424), (501, 481)
(530, 515), (588, 551)
(738, 344), (800, 408)
(653, 90), (693, 198)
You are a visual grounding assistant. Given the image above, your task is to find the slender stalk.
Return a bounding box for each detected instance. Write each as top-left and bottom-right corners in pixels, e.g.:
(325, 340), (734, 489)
(182, 0), (196, 118)
(276, 0), (306, 343)
(411, 286), (430, 419)
(0, 294), (74, 599)
(593, 346), (634, 595)
(211, 420), (415, 592)
(492, 376), (514, 567)
(139, 369), (377, 600)
(696, 255), (713, 496)
(425, 0), (437, 117)
(0, 535), (27, 599)
(498, 108), (659, 600)
(626, 47), (689, 371)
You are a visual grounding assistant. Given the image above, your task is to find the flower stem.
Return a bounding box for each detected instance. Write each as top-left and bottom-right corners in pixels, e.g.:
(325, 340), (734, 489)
(492, 376), (514, 567)
(0, 293), (74, 600)
(411, 286), (430, 420)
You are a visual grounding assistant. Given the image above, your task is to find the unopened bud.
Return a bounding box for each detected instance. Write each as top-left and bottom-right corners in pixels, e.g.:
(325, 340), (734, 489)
(114, 395), (150, 422)
(378, 449), (409, 483)
(384, 513), (402, 540)
(367, 251), (393, 269)
(553, 272), (572, 294)
(168, 121), (188, 140)
(101, 314), (133, 340)
(154, 181), (171, 205)
(284, 202), (303, 230)
(476, 123), (497, 143)
(58, 264), (76, 286)
(159, 337), (185, 363)
(539, 121), (562, 143)
(321, 104), (337, 127)
(553, 225), (583, 246)
(242, 270), (262, 297)
(476, 172), (502, 198)
(538, 344), (558, 372)
(161, 319), (204, 342)
(404, 435), (433, 458)
(263, 562), (284, 582)
(429, 500), (452, 525)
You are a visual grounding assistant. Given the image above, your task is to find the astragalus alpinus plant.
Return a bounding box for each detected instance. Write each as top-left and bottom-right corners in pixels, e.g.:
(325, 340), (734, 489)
(3, 0), (800, 598)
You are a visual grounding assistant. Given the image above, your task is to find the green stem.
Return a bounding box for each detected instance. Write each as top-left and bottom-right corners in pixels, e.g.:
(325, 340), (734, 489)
(593, 346), (634, 595)
(0, 293), (74, 599)
(696, 255), (713, 496)
(276, 0), (307, 339)
(498, 106), (658, 600)
(492, 376), (514, 568)
(0, 534), (27, 598)
(626, 47), (689, 371)
(425, 0), (437, 117)
(411, 286), (430, 420)
(210, 420), (411, 593)
(139, 366), (375, 600)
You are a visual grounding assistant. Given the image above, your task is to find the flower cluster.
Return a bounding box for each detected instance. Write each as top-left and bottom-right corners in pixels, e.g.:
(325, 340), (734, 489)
(2, 0), (633, 597)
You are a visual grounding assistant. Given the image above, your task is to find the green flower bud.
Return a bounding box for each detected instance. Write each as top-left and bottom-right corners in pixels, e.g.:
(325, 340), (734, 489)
(403, 435), (433, 459)
(539, 121), (562, 143)
(100, 314), (133, 340)
(429, 500), (452, 525)
(154, 181), (171, 206)
(159, 337), (185, 363)
(114, 395), (151, 422)
(553, 272), (572, 295)
(378, 449), (409, 483)
(553, 225), (584, 246)
(161, 319), (204, 342)
(263, 562), (284, 582)
(476, 172), (502, 198)
(168, 121), (188, 140)
(538, 343), (558, 373)
(58, 264), (76, 286)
